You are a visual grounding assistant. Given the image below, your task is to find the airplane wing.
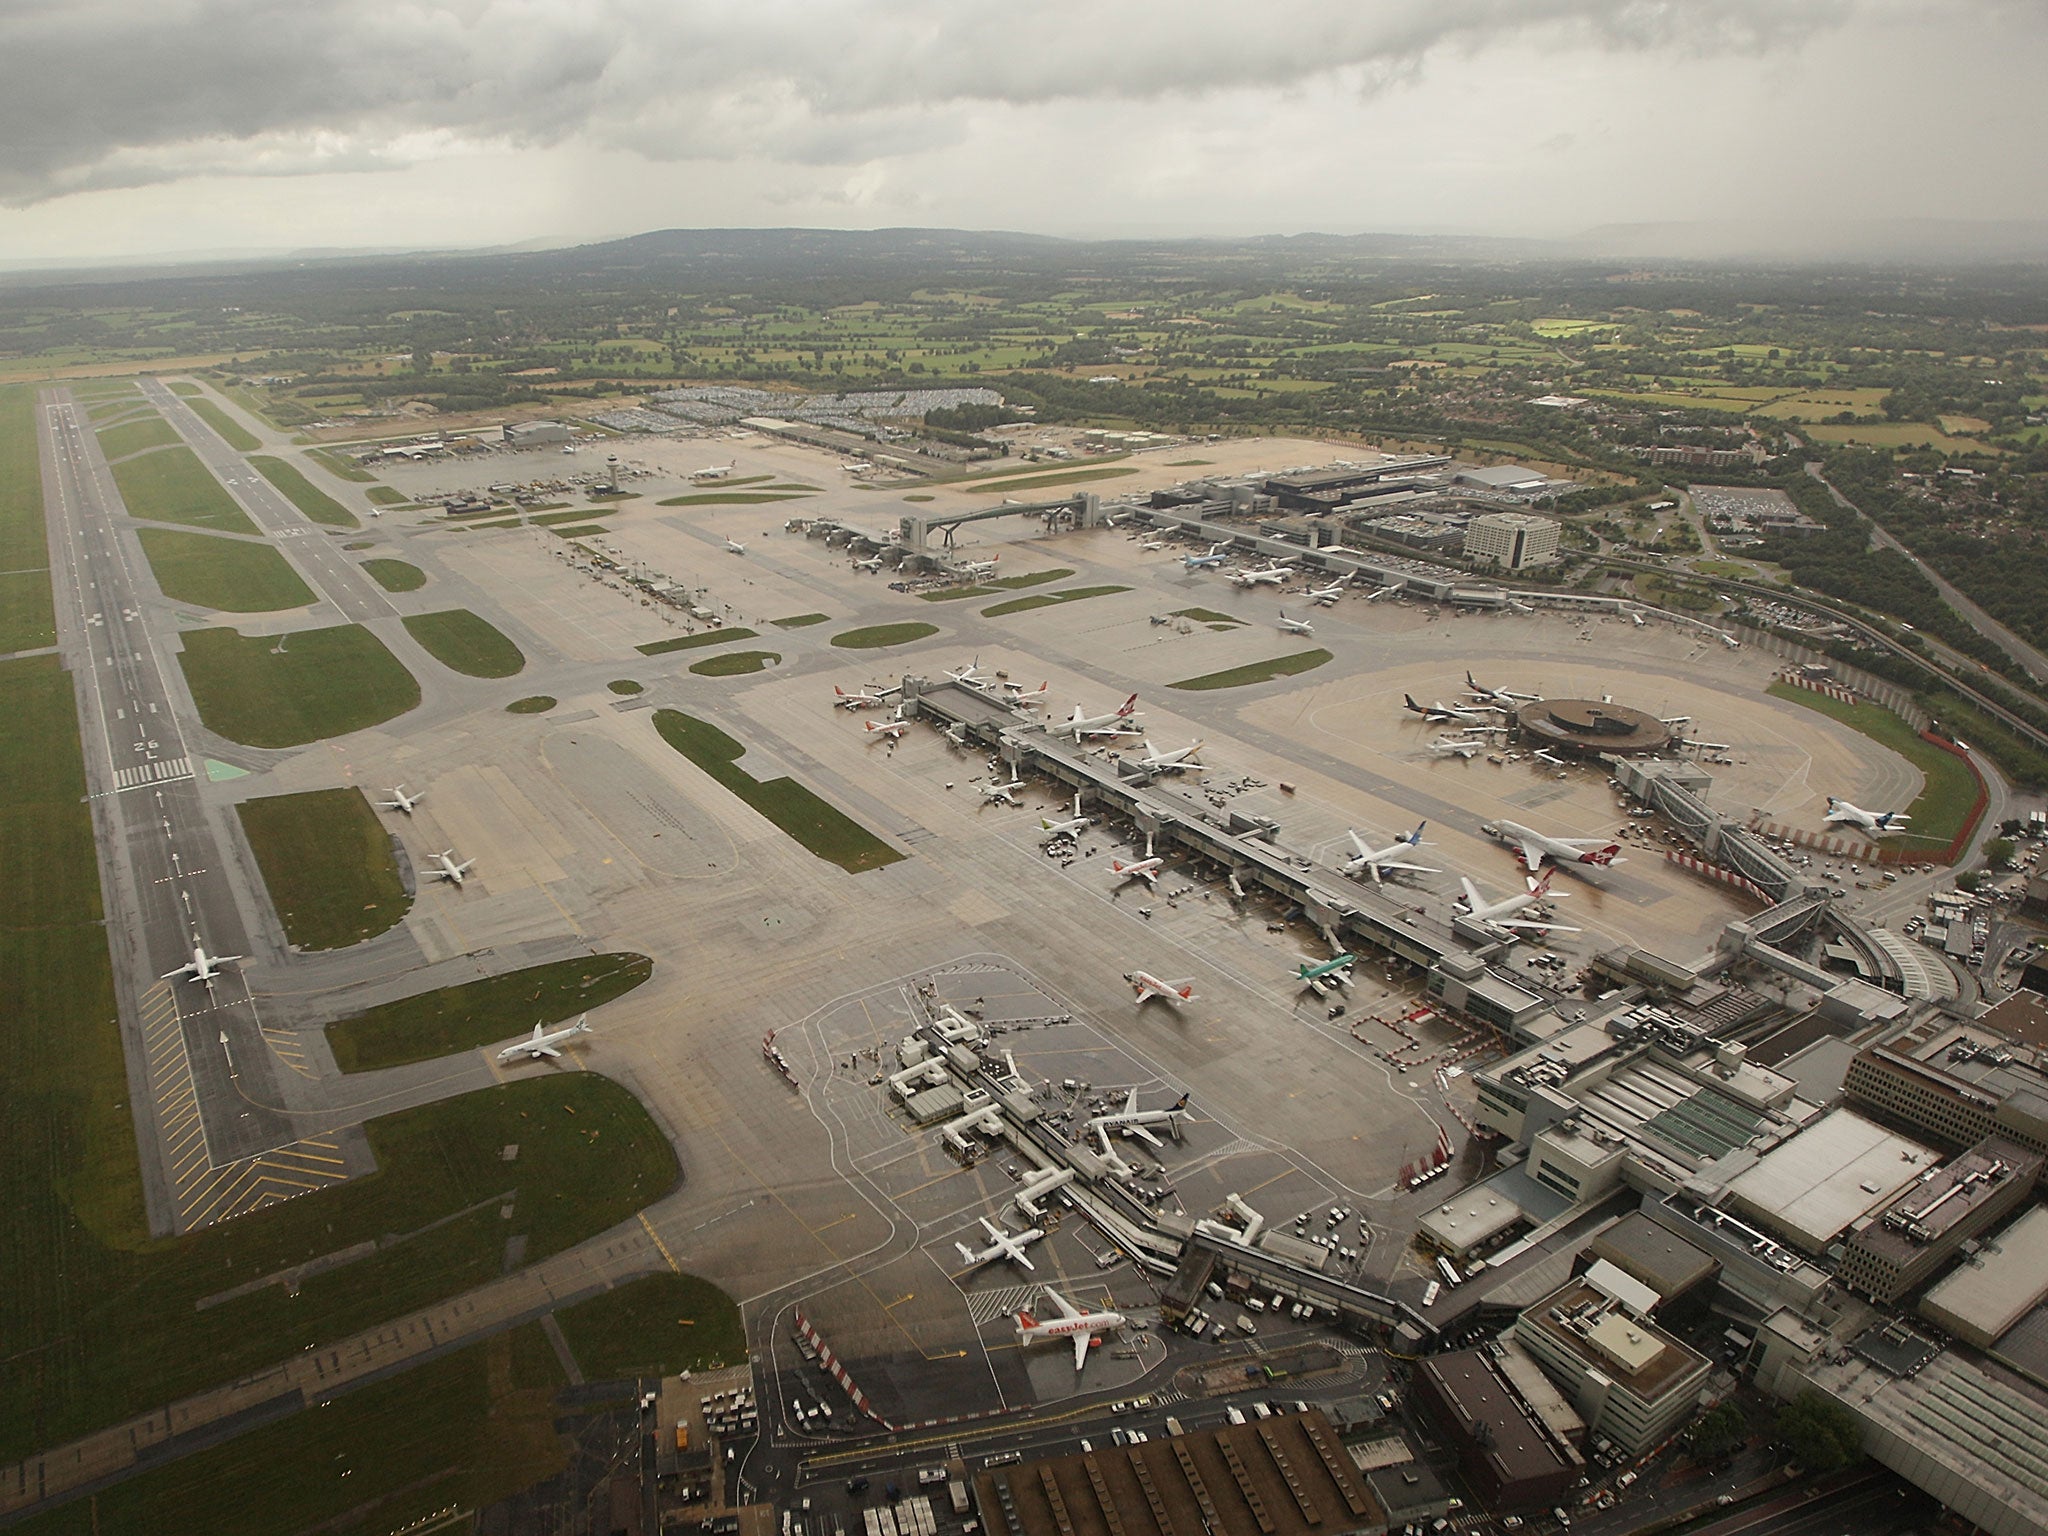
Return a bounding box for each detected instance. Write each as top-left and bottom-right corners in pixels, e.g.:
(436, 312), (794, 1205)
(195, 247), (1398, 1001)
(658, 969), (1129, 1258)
(1376, 860), (1440, 876)
(1071, 1331), (1091, 1372)
(536, 1045), (562, 1059)
(1459, 877), (1483, 910)
(1009, 1243), (1036, 1273)
(1125, 1123), (1164, 1149)
(1517, 836), (1551, 868)
(1043, 1287), (1082, 1321)
(1494, 919), (1582, 933)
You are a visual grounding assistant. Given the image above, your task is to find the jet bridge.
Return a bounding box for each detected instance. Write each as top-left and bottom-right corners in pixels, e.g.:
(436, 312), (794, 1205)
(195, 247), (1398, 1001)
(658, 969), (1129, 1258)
(898, 492), (1102, 555)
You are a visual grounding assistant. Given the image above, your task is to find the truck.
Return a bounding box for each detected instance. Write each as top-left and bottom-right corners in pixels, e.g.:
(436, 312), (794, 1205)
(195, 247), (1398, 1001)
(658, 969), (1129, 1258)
(949, 1481), (971, 1517)
(864, 1512), (884, 1536)
(1237, 1314), (1259, 1335)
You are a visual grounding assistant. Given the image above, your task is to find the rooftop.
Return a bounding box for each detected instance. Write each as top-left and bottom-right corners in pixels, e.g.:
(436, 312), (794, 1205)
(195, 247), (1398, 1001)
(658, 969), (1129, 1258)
(1418, 1347), (1584, 1487)
(1586, 1211), (1720, 1302)
(1846, 1138), (2041, 1270)
(1522, 1278), (1711, 1400)
(1920, 1203), (2048, 1347)
(1725, 1109), (1941, 1252)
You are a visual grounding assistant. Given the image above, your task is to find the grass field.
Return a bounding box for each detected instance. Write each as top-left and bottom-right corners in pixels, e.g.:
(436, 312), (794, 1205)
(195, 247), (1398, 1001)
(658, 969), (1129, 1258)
(360, 557), (426, 592)
(1171, 606), (1244, 626)
(1766, 683), (1980, 851)
(178, 624), (420, 746)
(963, 465), (1140, 495)
(168, 381), (200, 397)
(983, 583), (1130, 617)
(249, 454), (358, 529)
(308, 447), (375, 482)
(771, 612), (830, 628)
(1169, 648), (1333, 691)
(690, 649), (781, 676)
(326, 953), (652, 1072)
(9, 1327), (568, 1536)
(556, 1273), (745, 1379)
(402, 609), (526, 678)
(236, 788), (411, 949)
(109, 445), (258, 535)
(506, 694), (556, 713)
(653, 709), (903, 873)
(656, 490), (810, 506)
(531, 507), (610, 526)
(544, 522), (607, 537)
(93, 413), (180, 458)
(135, 528), (314, 612)
(1800, 421), (1997, 454)
(831, 621), (939, 649)
(186, 396), (260, 451)
(366, 484), (407, 506)
(637, 627), (757, 655)
(0, 385), (55, 652)
(608, 678), (644, 694)
(921, 567), (1073, 601)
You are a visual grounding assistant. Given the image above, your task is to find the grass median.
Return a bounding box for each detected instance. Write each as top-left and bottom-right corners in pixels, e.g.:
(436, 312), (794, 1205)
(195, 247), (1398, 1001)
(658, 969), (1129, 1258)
(236, 788), (410, 949)
(360, 557), (425, 592)
(690, 649), (779, 676)
(506, 694), (556, 713)
(1169, 648), (1333, 691)
(653, 708), (903, 873)
(963, 465), (1140, 494)
(249, 454), (358, 528)
(771, 612), (830, 628)
(983, 583), (1130, 618)
(920, 566), (1073, 601)
(1766, 683), (1979, 850)
(136, 527), (314, 612)
(0, 385), (55, 652)
(637, 627), (756, 655)
(830, 621), (939, 649)
(402, 608), (526, 678)
(326, 953), (653, 1071)
(186, 396), (260, 451)
(94, 413), (180, 459)
(110, 444), (258, 535)
(556, 1272), (744, 1378)
(178, 624), (420, 746)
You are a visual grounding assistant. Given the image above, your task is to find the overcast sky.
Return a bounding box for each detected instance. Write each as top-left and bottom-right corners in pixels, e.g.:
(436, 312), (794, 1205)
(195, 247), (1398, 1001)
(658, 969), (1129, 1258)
(2, 0), (2043, 264)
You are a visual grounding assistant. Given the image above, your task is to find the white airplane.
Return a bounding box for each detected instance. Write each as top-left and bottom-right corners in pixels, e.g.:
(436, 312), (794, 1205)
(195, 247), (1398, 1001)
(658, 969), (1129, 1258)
(495, 1014), (592, 1064)
(692, 461), (736, 480)
(163, 942), (242, 985)
(954, 1216), (1045, 1272)
(1427, 737), (1484, 759)
(833, 684), (896, 710)
(840, 461), (868, 472)
(1631, 611), (1648, 628)
(1533, 748), (1567, 767)
(1016, 1288), (1128, 1373)
(724, 538), (746, 555)
(378, 784), (424, 815)
(1824, 797), (1912, 835)
(1133, 738), (1204, 776)
(1049, 692), (1142, 741)
(1110, 851), (1163, 888)
(1487, 819), (1626, 872)
(946, 660), (997, 690)
(1231, 562), (1295, 589)
(1342, 823), (1440, 885)
(1001, 679), (1050, 709)
(1404, 693), (1503, 727)
(1140, 539), (1166, 551)
(1277, 610), (1315, 637)
(428, 850), (476, 885)
(1183, 543), (1229, 569)
(1125, 970), (1196, 1006)
(1307, 580), (1348, 606)
(1465, 671), (1542, 704)
(979, 779), (1024, 806)
(1457, 871), (1580, 934)
(852, 554), (884, 572)
(864, 718), (910, 741)
(958, 556), (1001, 580)
(1040, 795), (1095, 842)
(1086, 1088), (1190, 1147)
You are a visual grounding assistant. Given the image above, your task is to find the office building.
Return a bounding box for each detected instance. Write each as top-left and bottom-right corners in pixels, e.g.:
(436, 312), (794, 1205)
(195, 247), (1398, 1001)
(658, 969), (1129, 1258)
(1463, 511), (1559, 569)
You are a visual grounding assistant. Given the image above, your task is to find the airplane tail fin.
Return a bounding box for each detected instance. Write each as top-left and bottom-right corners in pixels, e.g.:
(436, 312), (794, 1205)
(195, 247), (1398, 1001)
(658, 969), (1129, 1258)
(955, 1243), (976, 1264)
(1585, 844), (1622, 865)
(1466, 670), (1480, 690)
(1117, 693), (1138, 717)
(573, 1014), (590, 1034)
(1407, 821), (1428, 845)
(1404, 693), (1423, 712)
(1171, 980), (1195, 999)
(1016, 1308), (1038, 1330)
(1533, 869), (1555, 897)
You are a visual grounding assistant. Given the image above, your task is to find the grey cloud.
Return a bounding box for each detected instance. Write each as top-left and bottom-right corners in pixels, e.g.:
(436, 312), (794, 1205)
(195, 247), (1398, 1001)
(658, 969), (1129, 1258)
(0, 0), (1929, 202)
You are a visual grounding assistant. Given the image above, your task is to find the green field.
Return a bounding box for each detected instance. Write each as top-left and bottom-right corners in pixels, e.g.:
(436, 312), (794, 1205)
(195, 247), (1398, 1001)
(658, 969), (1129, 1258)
(771, 612), (830, 628)
(326, 953), (653, 1072)
(1171, 606), (1244, 626)
(402, 608), (526, 678)
(10, 1327), (569, 1536)
(308, 447), (375, 482)
(653, 709), (903, 873)
(178, 624), (420, 746)
(921, 567), (1074, 601)
(186, 396), (260, 450)
(637, 627), (757, 655)
(830, 621), (939, 649)
(1766, 683), (1980, 851)
(555, 1273), (745, 1379)
(1169, 648), (1333, 691)
(690, 649), (780, 676)
(249, 454), (358, 528)
(236, 788), (411, 950)
(360, 557), (425, 591)
(0, 386), (55, 652)
(366, 484), (407, 506)
(531, 507), (609, 526)
(606, 679), (643, 696)
(506, 694), (556, 713)
(140, 530), (313, 618)
(94, 413), (180, 458)
(963, 465), (1141, 495)
(983, 583), (1130, 617)
(544, 522), (607, 537)
(167, 381), (201, 397)
(109, 445), (258, 535)
(656, 490), (809, 506)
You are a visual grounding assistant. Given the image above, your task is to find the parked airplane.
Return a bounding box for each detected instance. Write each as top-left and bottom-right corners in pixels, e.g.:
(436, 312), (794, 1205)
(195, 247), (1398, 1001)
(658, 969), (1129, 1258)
(1404, 694), (1503, 727)
(1824, 797), (1912, 834)
(1342, 824), (1439, 885)
(1140, 539), (1166, 551)
(1457, 871), (1580, 934)
(378, 784), (424, 815)
(495, 1015), (592, 1064)
(1040, 795), (1095, 842)
(864, 718), (910, 741)
(1016, 1288), (1128, 1372)
(852, 554), (884, 572)
(1307, 580), (1348, 606)
(958, 556), (1000, 580)
(692, 461), (736, 480)
(1632, 611), (1648, 627)
(833, 684), (895, 710)
(1001, 679), (1050, 709)
(1465, 671), (1542, 704)
(1086, 1088), (1191, 1146)
(1049, 693), (1142, 740)
(1183, 543), (1230, 569)
(163, 942), (242, 985)
(954, 1216), (1044, 1272)
(945, 660), (996, 690)
(839, 461), (868, 472)
(428, 850), (476, 885)
(1719, 633), (1741, 650)
(980, 779), (1025, 806)
(1427, 737), (1484, 759)
(1532, 748), (1567, 767)
(1294, 952), (1356, 994)
(1231, 561), (1295, 589)
(1486, 819), (1626, 872)
(724, 538), (746, 555)
(1277, 610), (1315, 636)
(1110, 848), (1164, 887)
(1133, 739), (1204, 776)
(1126, 970), (1196, 1006)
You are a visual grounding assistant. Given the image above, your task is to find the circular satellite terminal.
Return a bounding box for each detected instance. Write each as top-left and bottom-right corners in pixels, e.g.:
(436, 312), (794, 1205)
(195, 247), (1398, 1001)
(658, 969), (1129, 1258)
(1514, 697), (1670, 758)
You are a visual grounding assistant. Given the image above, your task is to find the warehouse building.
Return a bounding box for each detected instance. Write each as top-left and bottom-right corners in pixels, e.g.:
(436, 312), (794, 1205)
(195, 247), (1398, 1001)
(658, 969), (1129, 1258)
(1721, 1110), (1942, 1255)
(1918, 1203), (2048, 1348)
(1463, 511), (1560, 569)
(502, 420), (573, 446)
